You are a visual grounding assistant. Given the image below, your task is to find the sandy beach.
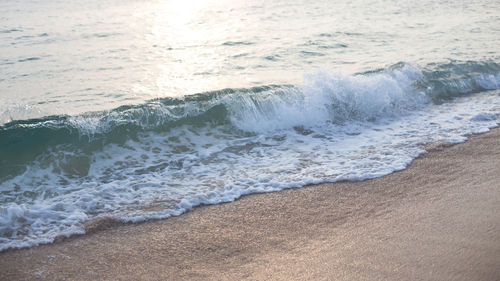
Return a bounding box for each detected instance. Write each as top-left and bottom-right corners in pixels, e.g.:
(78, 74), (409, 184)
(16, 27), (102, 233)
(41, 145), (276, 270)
(1, 128), (499, 280)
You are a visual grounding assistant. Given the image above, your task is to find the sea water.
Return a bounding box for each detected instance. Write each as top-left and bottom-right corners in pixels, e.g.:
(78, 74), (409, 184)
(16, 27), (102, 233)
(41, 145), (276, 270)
(1, 0), (500, 250)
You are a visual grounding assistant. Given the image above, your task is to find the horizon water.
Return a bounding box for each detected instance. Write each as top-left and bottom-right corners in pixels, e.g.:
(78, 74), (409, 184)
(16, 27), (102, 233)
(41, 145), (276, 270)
(1, 0), (500, 251)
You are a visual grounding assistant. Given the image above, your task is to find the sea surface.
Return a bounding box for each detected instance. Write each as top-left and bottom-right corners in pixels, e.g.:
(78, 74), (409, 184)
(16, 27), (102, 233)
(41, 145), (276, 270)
(1, 0), (500, 251)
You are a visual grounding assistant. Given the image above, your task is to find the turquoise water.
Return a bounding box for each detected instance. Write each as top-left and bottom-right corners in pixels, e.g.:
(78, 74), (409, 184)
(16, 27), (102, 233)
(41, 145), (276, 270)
(1, 0), (500, 250)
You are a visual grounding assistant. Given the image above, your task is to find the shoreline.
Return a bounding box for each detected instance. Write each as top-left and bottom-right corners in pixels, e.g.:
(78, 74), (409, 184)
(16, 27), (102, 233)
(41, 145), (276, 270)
(1, 127), (499, 280)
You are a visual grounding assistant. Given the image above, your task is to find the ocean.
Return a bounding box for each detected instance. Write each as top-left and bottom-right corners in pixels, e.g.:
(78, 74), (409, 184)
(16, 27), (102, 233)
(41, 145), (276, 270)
(1, 0), (500, 251)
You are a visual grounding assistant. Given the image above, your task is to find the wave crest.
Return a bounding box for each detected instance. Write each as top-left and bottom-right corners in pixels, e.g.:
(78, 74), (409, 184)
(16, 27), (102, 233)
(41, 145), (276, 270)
(1, 61), (500, 180)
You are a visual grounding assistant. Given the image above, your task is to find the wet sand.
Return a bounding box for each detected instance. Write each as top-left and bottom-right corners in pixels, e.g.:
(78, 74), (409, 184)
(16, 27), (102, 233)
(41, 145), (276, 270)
(1, 128), (499, 280)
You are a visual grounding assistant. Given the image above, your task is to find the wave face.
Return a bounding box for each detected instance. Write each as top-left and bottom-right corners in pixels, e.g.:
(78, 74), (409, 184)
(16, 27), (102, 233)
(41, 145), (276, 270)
(1, 61), (500, 250)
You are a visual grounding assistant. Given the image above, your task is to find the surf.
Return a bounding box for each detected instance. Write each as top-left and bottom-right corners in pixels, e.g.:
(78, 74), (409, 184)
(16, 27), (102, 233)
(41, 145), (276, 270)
(1, 60), (500, 251)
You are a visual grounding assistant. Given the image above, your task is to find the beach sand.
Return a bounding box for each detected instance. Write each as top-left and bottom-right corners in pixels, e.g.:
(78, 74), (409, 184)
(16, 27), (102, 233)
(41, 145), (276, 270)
(1, 128), (499, 280)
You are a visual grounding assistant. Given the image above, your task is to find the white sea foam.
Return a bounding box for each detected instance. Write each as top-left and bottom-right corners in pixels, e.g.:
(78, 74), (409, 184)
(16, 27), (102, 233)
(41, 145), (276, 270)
(227, 63), (428, 132)
(1, 84), (500, 251)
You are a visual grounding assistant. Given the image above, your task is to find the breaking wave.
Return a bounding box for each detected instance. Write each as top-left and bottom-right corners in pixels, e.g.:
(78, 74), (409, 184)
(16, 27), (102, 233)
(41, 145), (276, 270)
(1, 60), (500, 251)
